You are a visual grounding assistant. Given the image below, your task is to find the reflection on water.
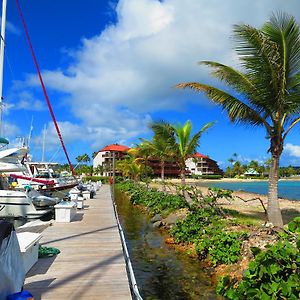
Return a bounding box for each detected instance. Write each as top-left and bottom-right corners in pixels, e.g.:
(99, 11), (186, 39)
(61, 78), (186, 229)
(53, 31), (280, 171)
(115, 189), (221, 300)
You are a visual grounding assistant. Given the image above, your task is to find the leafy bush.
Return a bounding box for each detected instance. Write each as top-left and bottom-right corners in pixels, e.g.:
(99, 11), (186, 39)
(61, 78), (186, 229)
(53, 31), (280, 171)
(82, 176), (109, 183)
(216, 241), (300, 299)
(117, 180), (187, 216)
(196, 231), (248, 266)
(288, 216), (300, 233)
(170, 208), (220, 243)
(216, 217), (300, 299)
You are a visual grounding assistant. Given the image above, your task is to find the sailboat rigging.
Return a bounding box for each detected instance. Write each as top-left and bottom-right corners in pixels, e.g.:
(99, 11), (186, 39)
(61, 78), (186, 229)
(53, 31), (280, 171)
(15, 0), (75, 176)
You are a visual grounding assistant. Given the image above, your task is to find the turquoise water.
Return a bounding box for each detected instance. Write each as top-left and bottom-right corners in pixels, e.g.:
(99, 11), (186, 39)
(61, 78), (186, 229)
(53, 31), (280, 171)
(200, 180), (300, 201)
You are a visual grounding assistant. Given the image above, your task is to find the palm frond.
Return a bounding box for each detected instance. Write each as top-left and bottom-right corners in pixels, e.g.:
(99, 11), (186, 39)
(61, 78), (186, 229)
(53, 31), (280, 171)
(176, 82), (271, 131)
(263, 13), (300, 77)
(186, 121), (215, 155)
(200, 61), (263, 106)
(233, 24), (281, 108)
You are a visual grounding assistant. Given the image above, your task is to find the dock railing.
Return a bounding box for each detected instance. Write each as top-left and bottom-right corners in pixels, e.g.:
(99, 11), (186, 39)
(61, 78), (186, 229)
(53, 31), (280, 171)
(111, 186), (143, 300)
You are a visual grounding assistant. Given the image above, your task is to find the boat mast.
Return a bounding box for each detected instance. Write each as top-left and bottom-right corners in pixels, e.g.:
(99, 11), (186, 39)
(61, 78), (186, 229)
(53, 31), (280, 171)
(16, 0), (75, 176)
(0, 0), (7, 136)
(41, 124), (46, 162)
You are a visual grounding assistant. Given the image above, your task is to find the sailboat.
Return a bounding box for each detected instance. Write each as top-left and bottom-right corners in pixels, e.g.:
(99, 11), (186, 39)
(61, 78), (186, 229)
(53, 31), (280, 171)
(0, 0), (52, 218)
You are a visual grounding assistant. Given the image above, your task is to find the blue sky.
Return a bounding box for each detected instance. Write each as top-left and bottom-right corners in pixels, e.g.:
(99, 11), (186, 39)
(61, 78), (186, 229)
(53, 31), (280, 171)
(2, 0), (300, 169)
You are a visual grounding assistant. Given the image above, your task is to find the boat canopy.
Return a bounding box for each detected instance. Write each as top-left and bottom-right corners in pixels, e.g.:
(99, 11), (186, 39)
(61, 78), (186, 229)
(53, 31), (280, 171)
(0, 137), (9, 145)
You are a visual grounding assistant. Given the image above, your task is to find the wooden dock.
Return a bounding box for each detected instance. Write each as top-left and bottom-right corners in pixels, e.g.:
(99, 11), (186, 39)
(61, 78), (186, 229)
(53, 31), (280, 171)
(24, 185), (132, 300)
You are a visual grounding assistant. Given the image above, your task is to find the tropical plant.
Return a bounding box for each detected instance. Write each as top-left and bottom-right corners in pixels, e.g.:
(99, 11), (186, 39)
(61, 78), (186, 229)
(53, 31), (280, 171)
(177, 13), (300, 227)
(76, 153), (90, 164)
(116, 154), (147, 181)
(152, 120), (214, 184)
(139, 133), (175, 181)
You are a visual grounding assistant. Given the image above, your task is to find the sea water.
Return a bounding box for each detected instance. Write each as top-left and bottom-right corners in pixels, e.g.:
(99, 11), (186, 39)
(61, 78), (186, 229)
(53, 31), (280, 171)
(200, 180), (300, 201)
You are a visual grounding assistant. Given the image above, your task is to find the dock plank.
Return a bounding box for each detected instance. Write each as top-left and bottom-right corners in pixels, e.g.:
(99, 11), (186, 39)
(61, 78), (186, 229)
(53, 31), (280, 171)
(24, 185), (132, 300)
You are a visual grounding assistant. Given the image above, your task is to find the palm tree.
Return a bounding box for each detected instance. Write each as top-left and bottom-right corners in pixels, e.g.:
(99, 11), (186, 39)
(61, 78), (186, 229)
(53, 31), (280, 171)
(139, 133), (175, 181)
(76, 154), (90, 164)
(116, 155), (146, 182)
(152, 120), (214, 184)
(177, 13), (300, 227)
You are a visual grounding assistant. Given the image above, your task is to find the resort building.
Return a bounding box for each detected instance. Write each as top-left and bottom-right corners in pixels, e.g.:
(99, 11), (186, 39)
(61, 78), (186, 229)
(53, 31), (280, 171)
(145, 158), (181, 178)
(93, 145), (223, 177)
(185, 153), (223, 176)
(93, 144), (129, 176)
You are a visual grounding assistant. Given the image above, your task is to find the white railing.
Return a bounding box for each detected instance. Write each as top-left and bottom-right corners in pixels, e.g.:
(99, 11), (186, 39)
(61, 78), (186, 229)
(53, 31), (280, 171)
(111, 187), (143, 300)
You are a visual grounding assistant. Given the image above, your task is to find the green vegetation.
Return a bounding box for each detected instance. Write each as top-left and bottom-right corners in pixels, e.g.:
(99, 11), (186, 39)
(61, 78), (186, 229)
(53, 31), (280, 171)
(151, 120), (214, 184)
(118, 180), (249, 266)
(177, 13), (300, 227)
(224, 154), (300, 179)
(82, 175), (109, 183)
(116, 155), (151, 182)
(138, 123), (176, 181)
(117, 180), (299, 299)
(216, 217), (300, 299)
(117, 180), (187, 216)
(196, 231), (248, 266)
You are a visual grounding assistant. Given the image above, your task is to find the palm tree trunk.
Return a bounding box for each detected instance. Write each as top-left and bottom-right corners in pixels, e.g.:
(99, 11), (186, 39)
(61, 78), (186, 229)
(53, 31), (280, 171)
(161, 160), (165, 181)
(180, 170), (186, 185)
(267, 153), (283, 227)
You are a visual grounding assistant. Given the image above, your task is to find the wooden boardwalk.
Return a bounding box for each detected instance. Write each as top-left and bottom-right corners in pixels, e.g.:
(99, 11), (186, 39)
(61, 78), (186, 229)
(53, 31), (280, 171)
(24, 185), (132, 300)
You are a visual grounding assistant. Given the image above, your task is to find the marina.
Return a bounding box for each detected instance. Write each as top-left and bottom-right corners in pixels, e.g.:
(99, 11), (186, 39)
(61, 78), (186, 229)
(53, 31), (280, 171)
(23, 185), (132, 299)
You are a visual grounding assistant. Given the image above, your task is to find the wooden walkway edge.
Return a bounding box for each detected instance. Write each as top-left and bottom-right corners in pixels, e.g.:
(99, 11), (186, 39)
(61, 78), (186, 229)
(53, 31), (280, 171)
(24, 185), (132, 300)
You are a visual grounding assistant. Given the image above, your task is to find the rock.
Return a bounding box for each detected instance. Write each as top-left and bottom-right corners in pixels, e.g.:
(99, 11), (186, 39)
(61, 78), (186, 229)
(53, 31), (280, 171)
(164, 208), (189, 226)
(152, 221), (162, 228)
(151, 214), (162, 223)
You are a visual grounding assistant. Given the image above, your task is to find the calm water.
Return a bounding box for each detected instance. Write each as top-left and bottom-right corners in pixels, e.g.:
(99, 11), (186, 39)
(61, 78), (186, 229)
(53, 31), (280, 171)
(199, 180), (300, 201)
(115, 189), (220, 300)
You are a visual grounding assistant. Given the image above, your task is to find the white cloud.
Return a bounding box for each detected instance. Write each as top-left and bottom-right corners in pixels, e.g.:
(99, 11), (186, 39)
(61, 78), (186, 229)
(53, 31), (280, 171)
(13, 0), (300, 147)
(6, 89), (46, 111)
(33, 115), (151, 152)
(284, 143), (300, 158)
(2, 122), (21, 138)
(0, 17), (21, 35)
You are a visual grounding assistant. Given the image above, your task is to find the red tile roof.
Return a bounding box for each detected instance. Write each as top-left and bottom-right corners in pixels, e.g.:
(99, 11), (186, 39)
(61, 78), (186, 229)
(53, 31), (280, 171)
(99, 144), (130, 152)
(193, 152), (208, 158)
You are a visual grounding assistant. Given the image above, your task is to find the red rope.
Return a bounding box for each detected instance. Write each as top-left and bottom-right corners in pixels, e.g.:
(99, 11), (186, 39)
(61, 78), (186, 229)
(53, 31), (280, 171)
(15, 0), (75, 176)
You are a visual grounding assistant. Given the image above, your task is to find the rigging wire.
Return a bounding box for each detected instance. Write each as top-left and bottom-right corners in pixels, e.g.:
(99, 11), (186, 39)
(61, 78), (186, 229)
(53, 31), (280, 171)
(15, 0), (75, 175)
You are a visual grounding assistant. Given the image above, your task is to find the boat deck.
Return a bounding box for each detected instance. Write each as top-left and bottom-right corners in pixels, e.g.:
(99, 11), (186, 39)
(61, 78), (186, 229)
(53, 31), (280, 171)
(24, 185), (132, 300)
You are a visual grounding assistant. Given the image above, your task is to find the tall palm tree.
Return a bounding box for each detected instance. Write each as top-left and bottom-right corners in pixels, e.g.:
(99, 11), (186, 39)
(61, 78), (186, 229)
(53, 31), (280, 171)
(152, 120), (214, 184)
(177, 13), (300, 227)
(174, 120), (214, 184)
(139, 134), (175, 181)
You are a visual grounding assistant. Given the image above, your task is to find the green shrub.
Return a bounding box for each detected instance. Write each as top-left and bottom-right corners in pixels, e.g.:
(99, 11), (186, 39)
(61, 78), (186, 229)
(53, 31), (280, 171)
(116, 180), (187, 216)
(82, 176), (109, 183)
(170, 208), (220, 243)
(196, 231), (248, 266)
(216, 217), (300, 299)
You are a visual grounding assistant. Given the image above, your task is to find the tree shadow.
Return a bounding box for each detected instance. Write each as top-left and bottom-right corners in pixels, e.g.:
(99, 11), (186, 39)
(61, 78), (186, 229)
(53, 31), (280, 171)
(40, 225), (118, 246)
(24, 252), (124, 299)
(281, 208), (300, 224)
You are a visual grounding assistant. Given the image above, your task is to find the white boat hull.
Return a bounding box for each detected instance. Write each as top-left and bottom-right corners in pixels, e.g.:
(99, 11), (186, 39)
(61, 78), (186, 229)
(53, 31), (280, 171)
(0, 190), (51, 218)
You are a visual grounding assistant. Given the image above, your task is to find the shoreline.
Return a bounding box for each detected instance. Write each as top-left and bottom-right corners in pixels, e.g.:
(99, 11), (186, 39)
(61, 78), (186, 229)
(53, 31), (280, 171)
(166, 177), (300, 184)
(162, 178), (300, 225)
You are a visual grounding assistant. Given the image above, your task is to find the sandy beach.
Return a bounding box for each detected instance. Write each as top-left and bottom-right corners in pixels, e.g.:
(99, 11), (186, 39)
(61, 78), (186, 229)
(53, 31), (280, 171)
(162, 178), (300, 225)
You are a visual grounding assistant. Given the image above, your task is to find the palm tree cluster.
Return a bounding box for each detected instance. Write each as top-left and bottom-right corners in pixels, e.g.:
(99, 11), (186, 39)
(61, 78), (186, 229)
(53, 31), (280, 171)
(116, 120), (214, 184)
(177, 13), (300, 227)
